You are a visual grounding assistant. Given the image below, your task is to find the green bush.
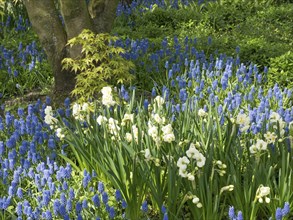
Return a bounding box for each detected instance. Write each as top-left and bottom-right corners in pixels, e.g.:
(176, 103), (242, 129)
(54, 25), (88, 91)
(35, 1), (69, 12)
(268, 51), (293, 88)
(62, 29), (135, 103)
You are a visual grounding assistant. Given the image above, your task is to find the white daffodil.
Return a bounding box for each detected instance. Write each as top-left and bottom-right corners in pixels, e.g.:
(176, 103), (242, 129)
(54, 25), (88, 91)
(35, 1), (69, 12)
(97, 115), (107, 125)
(236, 112), (250, 125)
(264, 131), (277, 144)
(154, 96), (164, 106)
(161, 124), (173, 135)
(44, 106), (53, 115)
(255, 139), (267, 151)
(144, 149), (151, 161)
(195, 153), (206, 168)
(186, 144), (200, 159)
(101, 87), (116, 107)
(198, 108), (208, 117)
(177, 156), (190, 170)
(163, 133), (175, 143)
(125, 133), (132, 143)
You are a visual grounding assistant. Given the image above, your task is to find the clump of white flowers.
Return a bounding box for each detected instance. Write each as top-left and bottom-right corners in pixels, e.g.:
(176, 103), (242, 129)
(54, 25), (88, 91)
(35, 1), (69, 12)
(264, 131), (277, 144)
(161, 124), (175, 143)
(44, 106), (65, 140)
(198, 108), (208, 117)
(236, 112), (250, 132)
(256, 185), (270, 203)
(56, 128), (65, 140)
(249, 139), (268, 154)
(191, 195), (202, 208)
(220, 185), (234, 194)
(44, 106), (57, 129)
(101, 86), (116, 107)
(186, 143), (206, 167)
(97, 115), (108, 125)
(177, 143), (206, 180)
(72, 102), (93, 120)
(129, 124), (143, 143)
(214, 160), (227, 176)
(270, 112), (286, 137)
(121, 113), (134, 126)
(108, 117), (120, 138)
(144, 149), (151, 161)
(177, 156), (190, 178)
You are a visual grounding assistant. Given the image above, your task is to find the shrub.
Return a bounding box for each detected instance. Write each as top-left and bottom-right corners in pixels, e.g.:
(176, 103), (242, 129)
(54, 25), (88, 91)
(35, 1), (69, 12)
(268, 51), (293, 89)
(62, 29), (135, 103)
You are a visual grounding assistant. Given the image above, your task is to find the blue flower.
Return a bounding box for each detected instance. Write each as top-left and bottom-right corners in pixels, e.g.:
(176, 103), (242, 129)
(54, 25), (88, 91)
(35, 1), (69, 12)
(92, 194), (100, 207)
(141, 200), (148, 213)
(275, 207), (282, 220)
(109, 206), (115, 219)
(76, 201), (82, 214)
(98, 181), (104, 193)
(102, 191), (108, 204)
(228, 206), (235, 219)
(282, 202), (290, 216)
(115, 189), (122, 201)
(237, 211), (243, 220)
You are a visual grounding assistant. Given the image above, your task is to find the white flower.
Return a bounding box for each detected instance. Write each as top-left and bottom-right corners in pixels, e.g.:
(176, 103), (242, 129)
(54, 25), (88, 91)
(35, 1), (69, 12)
(163, 133), (175, 143)
(195, 153), (206, 168)
(264, 131), (277, 144)
(236, 113), (250, 125)
(178, 168), (188, 178)
(44, 114), (57, 126)
(187, 173), (195, 181)
(270, 112), (281, 123)
(82, 103), (89, 112)
(148, 123), (158, 139)
(161, 124), (173, 135)
(255, 139), (267, 151)
(101, 87), (116, 107)
(177, 156), (190, 170)
(220, 185), (234, 194)
(249, 139), (267, 154)
(56, 128), (65, 140)
(153, 113), (163, 124)
(72, 103), (82, 120)
(108, 118), (120, 136)
(97, 115), (107, 125)
(122, 113), (134, 125)
(258, 186), (270, 197)
(144, 149), (151, 161)
(192, 196), (200, 204)
(196, 203), (203, 208)
(186, 145), (200, 159)
(154, 96), (164, 106)
(265, 197), (270, 203)
(198, 108), (208, 117)
(44, 106), (53, 115)
(125, 133), (132, 142)
(101, 86), (112, 95)
(256, 185), (270, 203)
(249, 144), (257, 154)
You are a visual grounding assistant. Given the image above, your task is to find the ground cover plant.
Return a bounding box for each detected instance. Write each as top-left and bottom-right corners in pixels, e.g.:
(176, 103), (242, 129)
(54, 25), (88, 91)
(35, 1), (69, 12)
(0, 0), (293, 219)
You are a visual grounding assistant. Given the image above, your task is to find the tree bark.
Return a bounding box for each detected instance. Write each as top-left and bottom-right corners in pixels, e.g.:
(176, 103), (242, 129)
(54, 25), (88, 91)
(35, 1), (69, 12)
(89, 0), (120, 33)
(23, 0), (76, 94)
(60, 0), (94, 58)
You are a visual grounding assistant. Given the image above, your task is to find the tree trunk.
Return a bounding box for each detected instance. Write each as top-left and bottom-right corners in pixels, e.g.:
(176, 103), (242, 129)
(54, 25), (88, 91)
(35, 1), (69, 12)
(89, 0), (120, 33)
(23, 0), (76, 95)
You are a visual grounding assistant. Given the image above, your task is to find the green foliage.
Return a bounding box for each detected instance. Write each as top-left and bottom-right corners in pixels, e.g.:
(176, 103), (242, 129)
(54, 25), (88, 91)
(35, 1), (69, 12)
(268, 51), (293, 88)
(62, 29), (135, 103)
(113, 1), (293, 69)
